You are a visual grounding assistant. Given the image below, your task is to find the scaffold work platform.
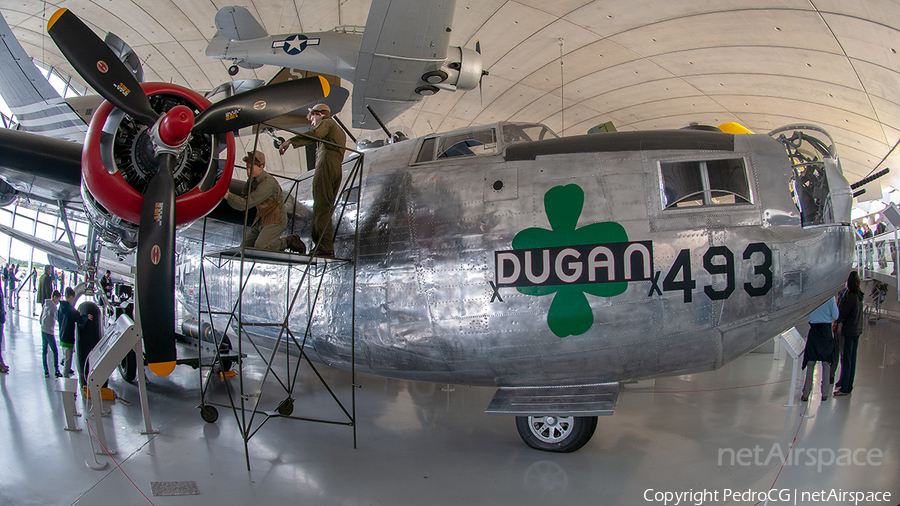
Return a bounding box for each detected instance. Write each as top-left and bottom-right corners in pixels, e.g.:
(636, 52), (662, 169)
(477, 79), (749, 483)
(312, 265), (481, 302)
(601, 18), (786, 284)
(206, 246), (347, 265)
(192, 147), (363, 470)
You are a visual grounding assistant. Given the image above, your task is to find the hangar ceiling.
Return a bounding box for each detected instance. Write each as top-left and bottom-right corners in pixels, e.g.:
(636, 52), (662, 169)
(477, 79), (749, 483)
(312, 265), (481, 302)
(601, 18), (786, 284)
(3, 0), (900, 196)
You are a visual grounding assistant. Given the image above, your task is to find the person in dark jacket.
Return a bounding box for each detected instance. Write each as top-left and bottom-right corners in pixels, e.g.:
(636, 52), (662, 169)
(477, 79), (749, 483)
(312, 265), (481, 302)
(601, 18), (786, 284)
(100, 270), (113, 302)
(57, 287), (92, 377)
(0, 287), (7, 373)
(35, 266), (53, 316)
(835, 271), (864, 396)
(801, 296), (838, 402)
(8, 265), (16, 308)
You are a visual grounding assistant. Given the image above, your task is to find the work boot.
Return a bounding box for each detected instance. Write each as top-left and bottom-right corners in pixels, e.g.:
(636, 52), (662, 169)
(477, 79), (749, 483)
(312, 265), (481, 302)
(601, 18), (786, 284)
(285, 234), (306, 254)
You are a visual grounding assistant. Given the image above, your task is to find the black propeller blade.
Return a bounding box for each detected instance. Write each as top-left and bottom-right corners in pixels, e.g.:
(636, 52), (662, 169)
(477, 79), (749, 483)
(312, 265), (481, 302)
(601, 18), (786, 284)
(193, 76), (330, 134)
(475, 40), (488, 106)
(47, 8), (158, 126)
(136, 153), (177, 375)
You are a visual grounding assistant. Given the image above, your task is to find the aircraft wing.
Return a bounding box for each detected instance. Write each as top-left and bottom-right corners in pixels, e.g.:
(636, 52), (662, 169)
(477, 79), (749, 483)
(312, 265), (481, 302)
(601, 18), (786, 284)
(0, 12), (88, 142)
(0, 127), (83, 202)
(0, 221), (134, 281)
(352, 0), (455, 128)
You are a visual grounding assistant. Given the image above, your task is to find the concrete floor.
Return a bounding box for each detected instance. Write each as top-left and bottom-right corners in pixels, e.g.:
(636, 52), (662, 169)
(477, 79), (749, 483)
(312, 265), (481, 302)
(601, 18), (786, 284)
(0, 292), (898, 505)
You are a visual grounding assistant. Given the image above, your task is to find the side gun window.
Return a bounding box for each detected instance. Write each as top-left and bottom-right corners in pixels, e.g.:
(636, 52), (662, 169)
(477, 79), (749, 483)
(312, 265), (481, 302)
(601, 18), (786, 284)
(660, 158), (751, 209)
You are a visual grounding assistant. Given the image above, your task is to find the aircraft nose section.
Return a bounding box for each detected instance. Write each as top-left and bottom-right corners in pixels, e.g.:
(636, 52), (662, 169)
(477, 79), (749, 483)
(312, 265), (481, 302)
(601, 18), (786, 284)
(770, 124), (852, 227)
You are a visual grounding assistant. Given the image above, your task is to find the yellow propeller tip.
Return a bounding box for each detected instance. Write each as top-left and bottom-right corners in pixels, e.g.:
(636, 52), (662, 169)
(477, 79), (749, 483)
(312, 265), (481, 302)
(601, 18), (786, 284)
(148, 361), (177, 377)
(718, 122), (755, 135)
(318, 75), (330, 98)
(47, 8), (68, 32)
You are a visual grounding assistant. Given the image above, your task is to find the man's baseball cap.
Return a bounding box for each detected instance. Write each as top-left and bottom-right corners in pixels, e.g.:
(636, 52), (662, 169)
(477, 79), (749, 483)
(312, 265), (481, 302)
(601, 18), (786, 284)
(243, 150), (265, 165)
(309, 103), (331, 114)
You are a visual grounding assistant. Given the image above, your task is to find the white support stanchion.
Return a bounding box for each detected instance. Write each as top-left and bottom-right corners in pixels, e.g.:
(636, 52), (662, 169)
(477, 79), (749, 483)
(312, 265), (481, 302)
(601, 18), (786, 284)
(84, 314), (144, 454)
(136, 340), (157, 435)
(777, 327), (805, 408)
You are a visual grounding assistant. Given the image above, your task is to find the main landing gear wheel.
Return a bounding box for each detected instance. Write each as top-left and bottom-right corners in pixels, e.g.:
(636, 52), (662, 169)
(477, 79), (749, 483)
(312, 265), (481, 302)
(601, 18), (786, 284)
(515, 415), (598, 453)
(228, 64), (239, 76)
(200, 405), (218, 423)
(118, 349), (137, 383)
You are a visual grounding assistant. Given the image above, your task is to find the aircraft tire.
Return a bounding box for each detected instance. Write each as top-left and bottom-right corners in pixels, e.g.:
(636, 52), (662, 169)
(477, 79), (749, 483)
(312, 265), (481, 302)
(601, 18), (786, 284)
(200, 405), (218, 423)
(515, 415), (597, 453)
(228, 65), (239, 76)
(118, 349), (137, 383)
(415, 85), (439, 96)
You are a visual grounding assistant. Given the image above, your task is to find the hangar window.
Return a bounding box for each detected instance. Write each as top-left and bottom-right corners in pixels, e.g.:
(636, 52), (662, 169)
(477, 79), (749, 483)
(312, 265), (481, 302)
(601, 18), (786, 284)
(660, 158), (751, 209)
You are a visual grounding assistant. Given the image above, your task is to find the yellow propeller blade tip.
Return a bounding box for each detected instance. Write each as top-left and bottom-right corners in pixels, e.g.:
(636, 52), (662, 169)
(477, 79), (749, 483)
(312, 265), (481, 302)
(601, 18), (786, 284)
(47, 8), (68, 32)
(718, 122), (755, 135)
(148, 361), (177, 377)
(318, 75), (330, 98)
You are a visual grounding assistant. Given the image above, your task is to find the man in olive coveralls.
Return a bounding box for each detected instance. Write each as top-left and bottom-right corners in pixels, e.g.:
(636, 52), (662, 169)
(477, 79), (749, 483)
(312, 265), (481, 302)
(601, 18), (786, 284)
(278, 103), (346, 257)
(226, 150), (305, 253)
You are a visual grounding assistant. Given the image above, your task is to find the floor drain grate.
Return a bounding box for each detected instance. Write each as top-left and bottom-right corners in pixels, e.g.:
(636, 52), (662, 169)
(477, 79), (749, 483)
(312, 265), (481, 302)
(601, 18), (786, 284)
(150, 481), (200, 496)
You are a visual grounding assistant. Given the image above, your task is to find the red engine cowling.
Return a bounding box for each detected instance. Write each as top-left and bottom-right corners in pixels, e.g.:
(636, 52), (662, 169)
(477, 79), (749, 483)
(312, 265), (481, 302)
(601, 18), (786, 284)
(82, 82), (235, 227)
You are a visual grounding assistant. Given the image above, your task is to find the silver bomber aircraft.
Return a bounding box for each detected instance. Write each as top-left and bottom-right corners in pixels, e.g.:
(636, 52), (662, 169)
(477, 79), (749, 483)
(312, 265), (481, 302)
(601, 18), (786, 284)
(176, 121), (855, 452)
(0, 5), (855, 454)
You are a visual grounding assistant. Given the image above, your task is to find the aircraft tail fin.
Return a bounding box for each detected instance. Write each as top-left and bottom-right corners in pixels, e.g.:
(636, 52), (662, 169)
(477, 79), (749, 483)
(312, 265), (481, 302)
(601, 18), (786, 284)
(213, 6), (268, 41)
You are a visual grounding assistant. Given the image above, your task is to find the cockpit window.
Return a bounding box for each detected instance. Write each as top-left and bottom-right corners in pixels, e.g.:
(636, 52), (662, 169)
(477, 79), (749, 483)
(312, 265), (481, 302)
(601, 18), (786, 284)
(501, 123), (557, 146)
(660, 158), (752, 209)
(435, 128), (497, 159)
(416, 137), (437, 163)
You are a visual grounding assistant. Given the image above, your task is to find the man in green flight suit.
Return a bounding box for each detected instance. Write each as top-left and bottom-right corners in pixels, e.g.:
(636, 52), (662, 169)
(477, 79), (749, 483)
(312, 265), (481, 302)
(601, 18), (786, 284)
(226, 150), (305, 253)
(278, 103), (346, 257)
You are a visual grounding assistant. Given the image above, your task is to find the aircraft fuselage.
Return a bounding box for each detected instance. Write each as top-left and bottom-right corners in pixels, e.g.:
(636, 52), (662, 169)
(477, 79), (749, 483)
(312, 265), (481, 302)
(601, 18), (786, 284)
(177, 123), (854, 389)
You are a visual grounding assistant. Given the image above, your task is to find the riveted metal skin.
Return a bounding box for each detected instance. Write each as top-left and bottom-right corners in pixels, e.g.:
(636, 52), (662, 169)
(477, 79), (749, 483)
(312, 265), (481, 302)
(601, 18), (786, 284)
(177, 122), (854, 389)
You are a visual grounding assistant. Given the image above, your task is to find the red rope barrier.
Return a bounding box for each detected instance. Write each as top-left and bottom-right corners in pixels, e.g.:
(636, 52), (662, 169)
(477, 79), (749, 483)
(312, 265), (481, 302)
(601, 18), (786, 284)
(85, 412), (156, 506)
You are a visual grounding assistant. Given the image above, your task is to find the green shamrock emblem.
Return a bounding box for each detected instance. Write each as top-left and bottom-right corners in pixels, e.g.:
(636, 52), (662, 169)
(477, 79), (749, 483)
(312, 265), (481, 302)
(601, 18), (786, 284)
(512, 184), (629, 337)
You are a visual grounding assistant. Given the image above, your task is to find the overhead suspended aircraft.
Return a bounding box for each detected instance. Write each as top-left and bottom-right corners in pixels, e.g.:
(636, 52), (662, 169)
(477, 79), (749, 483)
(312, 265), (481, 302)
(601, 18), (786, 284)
(205, 0), (487, 130)
(0, 9), (856, 452)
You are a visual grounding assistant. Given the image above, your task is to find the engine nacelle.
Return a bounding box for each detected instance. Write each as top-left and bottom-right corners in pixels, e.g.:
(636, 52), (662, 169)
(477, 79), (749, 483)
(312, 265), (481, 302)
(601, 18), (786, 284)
(0, 179), (18, 207)
(417, 46), (484, 95)
(443, 46), (483, 91)
(80, 184), (139, 255)
(82, 83), (235, 228)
